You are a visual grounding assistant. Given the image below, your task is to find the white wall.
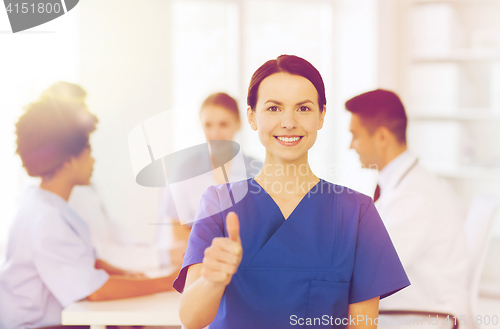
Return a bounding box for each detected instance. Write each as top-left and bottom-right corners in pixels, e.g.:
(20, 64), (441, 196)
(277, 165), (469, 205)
(78, 0), (172, 240)
(331, 0), (380, 195)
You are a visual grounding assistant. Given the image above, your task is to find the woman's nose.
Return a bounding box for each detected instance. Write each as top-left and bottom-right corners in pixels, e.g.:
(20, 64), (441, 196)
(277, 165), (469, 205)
(206, 129), (220, 140)
(280, 110), (297, 130)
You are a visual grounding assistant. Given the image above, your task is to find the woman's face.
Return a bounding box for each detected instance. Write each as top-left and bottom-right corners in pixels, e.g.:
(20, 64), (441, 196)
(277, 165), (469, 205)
(200, 105), (241, 141)
(247, 72), (326, 164)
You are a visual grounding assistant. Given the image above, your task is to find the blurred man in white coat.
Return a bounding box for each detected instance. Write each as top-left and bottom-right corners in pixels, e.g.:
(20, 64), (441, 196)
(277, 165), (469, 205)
(346, 89), (468, 323)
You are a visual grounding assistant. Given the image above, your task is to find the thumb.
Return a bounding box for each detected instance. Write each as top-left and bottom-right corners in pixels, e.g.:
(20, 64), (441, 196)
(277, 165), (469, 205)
(226, 212), (240, 243)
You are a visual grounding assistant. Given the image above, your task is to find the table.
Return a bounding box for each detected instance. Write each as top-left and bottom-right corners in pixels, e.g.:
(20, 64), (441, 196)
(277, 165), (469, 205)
(61, 291), (182, 329)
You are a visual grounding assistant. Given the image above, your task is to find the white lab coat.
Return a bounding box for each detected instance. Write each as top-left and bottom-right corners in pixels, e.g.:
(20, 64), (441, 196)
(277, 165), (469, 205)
(0, 187), (109, 329)
(376, 151), (468, 318)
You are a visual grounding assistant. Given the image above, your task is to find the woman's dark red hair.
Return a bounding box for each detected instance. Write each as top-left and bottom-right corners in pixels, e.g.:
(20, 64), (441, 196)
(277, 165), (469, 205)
(247, 55), (326, 112)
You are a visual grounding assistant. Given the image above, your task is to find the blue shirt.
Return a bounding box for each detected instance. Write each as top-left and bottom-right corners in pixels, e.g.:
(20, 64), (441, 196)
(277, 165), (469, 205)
(174, 178), (410, 329)
(0, 187), (109, 329)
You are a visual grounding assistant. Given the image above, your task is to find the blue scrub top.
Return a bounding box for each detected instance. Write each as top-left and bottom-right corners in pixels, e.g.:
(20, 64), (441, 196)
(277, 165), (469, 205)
(174, 178), (410, 329)
(0, 187), (109, 329)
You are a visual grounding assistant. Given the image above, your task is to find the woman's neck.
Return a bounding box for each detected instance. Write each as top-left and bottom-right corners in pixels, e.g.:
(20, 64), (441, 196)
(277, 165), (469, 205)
(40, 177), (74, 201)
(255, 151), (319, 195)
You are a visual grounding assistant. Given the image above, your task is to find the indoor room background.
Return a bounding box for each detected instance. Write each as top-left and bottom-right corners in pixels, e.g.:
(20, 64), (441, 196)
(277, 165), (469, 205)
(1, 0), (499, 296)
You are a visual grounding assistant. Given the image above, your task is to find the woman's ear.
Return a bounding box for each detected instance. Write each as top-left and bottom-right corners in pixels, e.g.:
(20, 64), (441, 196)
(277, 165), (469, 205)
(65, 156), (77, 173)
(52, 157), (75, 180)
(247, 107), (258, 131)
(318, 106), (326, 130)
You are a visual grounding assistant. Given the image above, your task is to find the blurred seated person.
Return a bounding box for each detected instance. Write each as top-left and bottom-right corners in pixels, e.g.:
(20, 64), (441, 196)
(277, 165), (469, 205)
(0, 94), (177, 329)
(41, 82), (178, 270)
(158, 92), (262, 261)
(345, 89), (468, 320)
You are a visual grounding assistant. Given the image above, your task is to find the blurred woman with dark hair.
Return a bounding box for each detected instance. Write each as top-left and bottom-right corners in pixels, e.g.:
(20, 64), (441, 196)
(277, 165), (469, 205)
(0, 94), (177, 329)
(40, 81), (180, 271)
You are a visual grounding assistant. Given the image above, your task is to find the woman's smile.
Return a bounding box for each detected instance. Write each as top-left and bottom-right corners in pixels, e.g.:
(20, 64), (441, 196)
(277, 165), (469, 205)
(274, 135), (303, 146)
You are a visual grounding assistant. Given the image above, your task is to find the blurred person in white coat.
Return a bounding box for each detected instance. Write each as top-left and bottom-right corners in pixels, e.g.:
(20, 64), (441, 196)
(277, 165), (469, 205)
(346, 89), (468, 322)
(41, 82), (178, 271)
(0, 96), (177, 329)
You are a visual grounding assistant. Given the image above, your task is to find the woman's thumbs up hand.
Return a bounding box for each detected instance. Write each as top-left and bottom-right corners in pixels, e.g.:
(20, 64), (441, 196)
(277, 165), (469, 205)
(201, 212), (243, 287)
(226, 211), (241, 244)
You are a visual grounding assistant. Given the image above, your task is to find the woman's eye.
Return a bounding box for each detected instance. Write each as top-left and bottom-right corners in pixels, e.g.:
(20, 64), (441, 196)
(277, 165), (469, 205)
(298, 106), (310, 112)
(268, 106), (279, 112)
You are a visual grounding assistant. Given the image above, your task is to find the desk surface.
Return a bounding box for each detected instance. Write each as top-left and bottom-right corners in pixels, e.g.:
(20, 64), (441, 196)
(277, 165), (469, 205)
(62, 291), (182, 326)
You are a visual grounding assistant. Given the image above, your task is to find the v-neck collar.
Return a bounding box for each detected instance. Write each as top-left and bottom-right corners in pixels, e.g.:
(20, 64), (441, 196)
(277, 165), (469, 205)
(251, 178), (323, 221)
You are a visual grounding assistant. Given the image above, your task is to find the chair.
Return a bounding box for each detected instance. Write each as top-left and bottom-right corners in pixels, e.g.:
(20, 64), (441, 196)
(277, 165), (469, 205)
(379, 194), (500, 329)
(463, 194), (500, 329)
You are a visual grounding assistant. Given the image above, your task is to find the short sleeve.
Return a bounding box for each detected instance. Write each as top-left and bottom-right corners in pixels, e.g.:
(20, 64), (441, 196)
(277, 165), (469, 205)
(349, 200), (410, 304)
(33, 212), (109, 307)
(173, 186), (225, 293)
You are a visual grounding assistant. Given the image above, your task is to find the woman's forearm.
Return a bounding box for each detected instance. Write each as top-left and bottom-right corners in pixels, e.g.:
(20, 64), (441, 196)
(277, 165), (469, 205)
(87, 275), (175, 301)
(179, 273), (226, 329)
(179, 213), (242, 329)
(347, 296), (380, 329)
(95, 259), (128, 275)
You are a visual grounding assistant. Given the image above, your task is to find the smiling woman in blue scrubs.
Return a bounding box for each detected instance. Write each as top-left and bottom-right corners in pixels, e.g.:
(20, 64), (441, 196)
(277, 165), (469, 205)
(174, 55), (410, 329)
